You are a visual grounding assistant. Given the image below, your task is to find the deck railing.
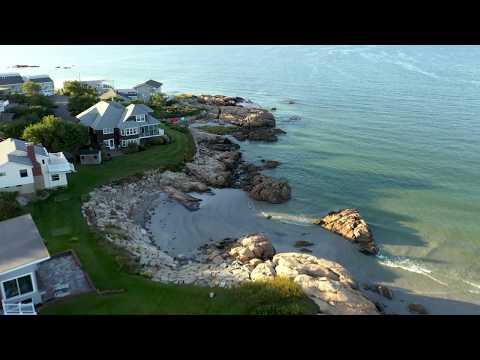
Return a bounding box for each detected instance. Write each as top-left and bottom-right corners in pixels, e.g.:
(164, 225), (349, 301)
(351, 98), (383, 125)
(1, 300), (37, 315)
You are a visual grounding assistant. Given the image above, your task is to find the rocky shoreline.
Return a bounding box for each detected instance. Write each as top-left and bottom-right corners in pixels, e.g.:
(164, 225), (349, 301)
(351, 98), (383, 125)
(80, 94), (388, 314)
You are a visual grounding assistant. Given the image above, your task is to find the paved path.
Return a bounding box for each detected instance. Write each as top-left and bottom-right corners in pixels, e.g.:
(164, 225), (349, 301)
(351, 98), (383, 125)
(52, 95), (78, 122)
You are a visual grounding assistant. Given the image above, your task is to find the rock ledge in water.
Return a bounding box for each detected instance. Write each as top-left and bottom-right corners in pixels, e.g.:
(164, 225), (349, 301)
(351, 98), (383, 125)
(313, 208), (378, 255)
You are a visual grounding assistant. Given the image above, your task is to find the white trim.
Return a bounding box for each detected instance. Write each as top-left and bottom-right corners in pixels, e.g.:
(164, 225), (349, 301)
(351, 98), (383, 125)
(121, 138), (140, 148)
(0, 256), (50, 276)
(121, 127), (138, 136)
(0, 272), (37, 302)
(139, 134), (162, 139)
(103, 139), (115, 150)
(102, 128), (114, 135)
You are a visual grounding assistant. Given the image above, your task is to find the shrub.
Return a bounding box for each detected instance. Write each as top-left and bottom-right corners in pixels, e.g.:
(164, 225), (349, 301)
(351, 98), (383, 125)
(149, 136), (166, 146)
(233, 277), (317, 315)
(0, 192), (25, 221)
(124, 143), (139, 154)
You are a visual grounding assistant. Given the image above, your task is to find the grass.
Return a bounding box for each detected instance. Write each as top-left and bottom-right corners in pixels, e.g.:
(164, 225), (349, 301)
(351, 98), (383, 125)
(29, 126), (316, 315)
(40, 275), (317, 315)
(196, 125), (239, 135)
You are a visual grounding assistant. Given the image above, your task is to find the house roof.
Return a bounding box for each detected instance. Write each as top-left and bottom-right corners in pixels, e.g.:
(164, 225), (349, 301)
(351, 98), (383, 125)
(28, 75), (53, 83)
(0, 138), (48, 167)
(79, 149), (101, 155)
(76, 101), (158, 130)
(0, 73), (24, 86)
(0, 214), (50, 275)
(134, 80), (162, 89)
(99, 89), (128, 101)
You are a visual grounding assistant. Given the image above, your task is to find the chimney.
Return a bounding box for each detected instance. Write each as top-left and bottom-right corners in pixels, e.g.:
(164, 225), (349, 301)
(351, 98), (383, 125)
(26, 143), (43, 176)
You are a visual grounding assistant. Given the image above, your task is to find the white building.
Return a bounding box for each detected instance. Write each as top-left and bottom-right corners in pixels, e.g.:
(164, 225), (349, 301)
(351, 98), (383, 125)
(0, 138), (75, 194)
(0, 214), (50, 313)
(64, 79), (113, 95)
(27, 75), (55, 96)
(0, 73), (24, 94)
(0, 100), (9, 113)
(0, 73), (55, 96)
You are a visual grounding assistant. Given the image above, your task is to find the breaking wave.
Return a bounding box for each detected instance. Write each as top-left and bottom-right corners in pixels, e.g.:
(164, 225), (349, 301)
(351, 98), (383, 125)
(377, 254), (449, 287)
(259, 211), (316, 226)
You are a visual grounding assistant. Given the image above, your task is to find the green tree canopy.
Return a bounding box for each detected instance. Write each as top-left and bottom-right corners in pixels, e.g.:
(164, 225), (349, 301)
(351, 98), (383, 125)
(149, 93), (167, 108)
(22, 115), (90, 154)
(22, 81), (41, 97)
(68, 94), (99, 115)
(63, 81), (97, 97)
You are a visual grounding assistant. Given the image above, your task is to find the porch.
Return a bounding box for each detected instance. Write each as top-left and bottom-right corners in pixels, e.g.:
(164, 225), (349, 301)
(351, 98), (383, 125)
(139, 124), (164, 138)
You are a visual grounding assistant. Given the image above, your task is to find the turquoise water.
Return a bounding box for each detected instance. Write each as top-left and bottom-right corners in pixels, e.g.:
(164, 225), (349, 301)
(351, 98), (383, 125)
(1, 45), (480, 306)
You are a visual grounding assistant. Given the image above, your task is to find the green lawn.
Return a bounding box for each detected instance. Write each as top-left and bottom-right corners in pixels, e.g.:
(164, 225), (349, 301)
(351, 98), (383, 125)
(32, 127), (317, 315)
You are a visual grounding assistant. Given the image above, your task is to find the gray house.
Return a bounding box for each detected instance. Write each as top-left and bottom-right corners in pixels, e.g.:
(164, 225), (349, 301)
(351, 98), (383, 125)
(133, 80), (163, 102)
(76, 101), (165, 150)
(0, 214), (50, 313)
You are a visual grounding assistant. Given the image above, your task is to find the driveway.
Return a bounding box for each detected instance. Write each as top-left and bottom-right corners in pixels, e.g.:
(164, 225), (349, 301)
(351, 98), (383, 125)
(52, 95), (78, 122)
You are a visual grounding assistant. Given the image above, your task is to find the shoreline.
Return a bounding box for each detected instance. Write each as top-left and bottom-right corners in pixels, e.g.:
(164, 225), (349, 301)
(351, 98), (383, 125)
(81, 95), (480, 314)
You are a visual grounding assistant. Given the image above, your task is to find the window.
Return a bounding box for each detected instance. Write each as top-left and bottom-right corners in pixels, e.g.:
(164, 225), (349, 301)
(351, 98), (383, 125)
(135, 114), (146, 122)
(2, 274), (34, 299)
(103, 128), (114, 135)
(122, 128), (138, 136)
(104, 139), (115, 149)
(51, 174), (60, 181)
(19, 169), (28, 178)
(121, 139), (139, 148)
(41, 159), (45, 165)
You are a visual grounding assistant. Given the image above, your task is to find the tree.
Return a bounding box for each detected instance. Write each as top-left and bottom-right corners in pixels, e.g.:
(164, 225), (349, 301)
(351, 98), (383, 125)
(22, 81), (41, 97)
(22, 115), (90, 154)
(68, 94), (98, 115)
(63, 81), (97, 97)
(0, 114), (40, 139)
(149, 93), (167, 108)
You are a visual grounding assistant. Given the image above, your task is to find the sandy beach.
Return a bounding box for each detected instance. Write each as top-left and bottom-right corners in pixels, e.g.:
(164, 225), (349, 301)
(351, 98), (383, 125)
(143, 188), (480, 315)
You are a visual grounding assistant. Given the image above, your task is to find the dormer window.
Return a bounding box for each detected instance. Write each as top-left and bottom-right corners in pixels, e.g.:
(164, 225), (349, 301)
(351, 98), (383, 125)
(135, 114), (146, 122)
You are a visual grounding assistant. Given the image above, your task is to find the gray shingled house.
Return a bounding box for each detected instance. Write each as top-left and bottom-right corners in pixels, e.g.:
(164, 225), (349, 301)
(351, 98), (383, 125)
(75, 101), (165, 150)
(133, 79), (163, 102)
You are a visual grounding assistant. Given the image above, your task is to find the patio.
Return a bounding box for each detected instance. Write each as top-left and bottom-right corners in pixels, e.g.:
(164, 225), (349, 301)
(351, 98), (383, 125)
(36, 250), (95, 303)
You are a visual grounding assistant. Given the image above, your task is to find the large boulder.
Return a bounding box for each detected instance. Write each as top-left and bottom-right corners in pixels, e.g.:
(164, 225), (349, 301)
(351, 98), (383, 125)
(158, 171), (209, 193)
(272, 253), (379, 315)
(250, 261), (276, 281)
(228, 233), (276, 263)
(248, 175), (291, 204)
(313, 208), (378, 255)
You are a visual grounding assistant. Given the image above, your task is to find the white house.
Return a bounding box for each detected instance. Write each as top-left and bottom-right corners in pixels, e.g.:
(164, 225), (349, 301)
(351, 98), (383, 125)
(64, 79), (113, 95)
(27, 75), (55, 96)
(0, 100), (9, 113)
(0, 138), (75, 194)
(133, 80), (163, 102)
(0, 214), (50, 314)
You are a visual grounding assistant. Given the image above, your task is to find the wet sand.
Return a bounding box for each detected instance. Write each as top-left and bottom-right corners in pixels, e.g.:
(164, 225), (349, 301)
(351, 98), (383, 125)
(145, 188), (480, 315)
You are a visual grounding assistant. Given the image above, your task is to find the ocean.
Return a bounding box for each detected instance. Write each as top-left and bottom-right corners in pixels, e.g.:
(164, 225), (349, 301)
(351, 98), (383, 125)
(1, 45), (479, 312)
